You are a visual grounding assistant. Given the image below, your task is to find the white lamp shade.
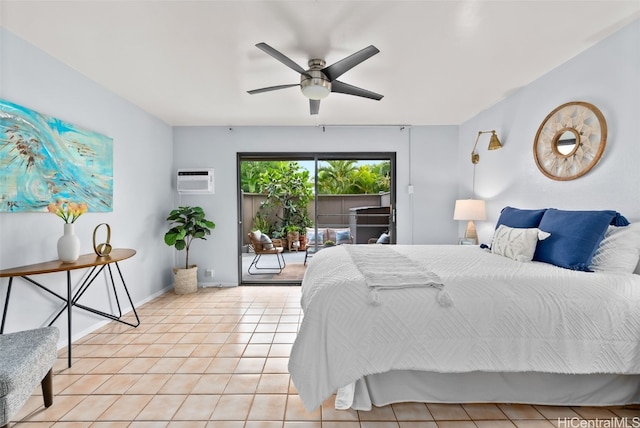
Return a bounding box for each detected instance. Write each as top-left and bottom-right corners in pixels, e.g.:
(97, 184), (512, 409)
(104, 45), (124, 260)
(453, 199), (486, 221)
(301, 77), (331, 100)
(301, 83), (331, 100)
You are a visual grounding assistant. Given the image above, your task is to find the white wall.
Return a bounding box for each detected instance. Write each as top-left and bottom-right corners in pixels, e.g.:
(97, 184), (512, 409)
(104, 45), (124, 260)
(172, 124), (459, 285)
(408, 126), (460, 244)
(459, 19), (640, 244)
(0, 29), (175, 344)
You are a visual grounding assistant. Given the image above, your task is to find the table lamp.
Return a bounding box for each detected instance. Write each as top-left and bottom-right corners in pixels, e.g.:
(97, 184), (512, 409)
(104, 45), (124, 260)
(453, 199), (486, 244)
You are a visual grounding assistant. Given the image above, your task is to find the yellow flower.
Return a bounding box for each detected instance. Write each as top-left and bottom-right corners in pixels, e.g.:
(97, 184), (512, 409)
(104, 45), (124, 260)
(48, 200), (88, 223)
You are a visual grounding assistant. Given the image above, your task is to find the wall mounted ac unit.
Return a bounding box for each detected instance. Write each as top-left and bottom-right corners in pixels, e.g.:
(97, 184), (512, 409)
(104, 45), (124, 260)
(177, 169), (214, 194)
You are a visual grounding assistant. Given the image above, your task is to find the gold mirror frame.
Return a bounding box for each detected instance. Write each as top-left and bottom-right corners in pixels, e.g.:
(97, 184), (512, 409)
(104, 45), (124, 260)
(533, 101), (607, 181)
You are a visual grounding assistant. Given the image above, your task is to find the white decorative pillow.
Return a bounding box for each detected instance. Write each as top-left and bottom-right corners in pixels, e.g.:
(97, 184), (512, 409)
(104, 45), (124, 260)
(491, 225), (551, 262)
(590, 223), (640, 273)
(376, 232), (390, 244)
(249, 230), (262, 241)
(260, 234), (274, 250)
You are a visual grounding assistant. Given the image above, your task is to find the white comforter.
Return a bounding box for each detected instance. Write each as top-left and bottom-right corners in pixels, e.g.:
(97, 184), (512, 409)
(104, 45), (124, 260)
(288, 245), (640, 411)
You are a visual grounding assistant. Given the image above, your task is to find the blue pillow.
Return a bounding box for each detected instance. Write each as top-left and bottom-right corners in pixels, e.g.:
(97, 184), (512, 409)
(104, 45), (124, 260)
(306, 229), (324, 244)
(533, 209), (625, 271)
(335, 229), (351, 244)
(610, 212), (630, 226)
(495, 206), (547, 229)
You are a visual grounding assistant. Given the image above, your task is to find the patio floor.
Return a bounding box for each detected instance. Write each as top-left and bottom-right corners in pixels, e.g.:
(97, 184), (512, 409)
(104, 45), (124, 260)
(241, 250), (308, 283)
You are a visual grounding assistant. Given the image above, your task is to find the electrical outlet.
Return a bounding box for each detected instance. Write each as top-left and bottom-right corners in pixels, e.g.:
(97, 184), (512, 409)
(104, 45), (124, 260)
(205, 268), (214, 277)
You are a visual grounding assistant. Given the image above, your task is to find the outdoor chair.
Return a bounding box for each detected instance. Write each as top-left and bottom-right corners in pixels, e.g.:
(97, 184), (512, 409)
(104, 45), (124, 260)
(247, 232), (286, 275)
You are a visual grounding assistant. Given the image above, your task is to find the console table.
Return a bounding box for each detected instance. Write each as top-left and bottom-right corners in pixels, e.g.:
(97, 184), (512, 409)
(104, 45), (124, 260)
(0, 249), (140, 367)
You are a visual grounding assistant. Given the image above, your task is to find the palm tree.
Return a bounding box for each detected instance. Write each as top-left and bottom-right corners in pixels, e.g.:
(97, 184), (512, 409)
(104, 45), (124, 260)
(351, 165), (378, 194)
(371, 161), (391, 192)
(317, 160), (358, 194)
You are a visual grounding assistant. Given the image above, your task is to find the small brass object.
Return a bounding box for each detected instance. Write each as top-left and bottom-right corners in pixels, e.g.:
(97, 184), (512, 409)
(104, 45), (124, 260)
(93, 223), (112, 256)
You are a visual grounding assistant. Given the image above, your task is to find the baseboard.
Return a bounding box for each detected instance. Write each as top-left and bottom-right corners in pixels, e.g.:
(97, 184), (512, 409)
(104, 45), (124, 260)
(199, 282), (238, 288)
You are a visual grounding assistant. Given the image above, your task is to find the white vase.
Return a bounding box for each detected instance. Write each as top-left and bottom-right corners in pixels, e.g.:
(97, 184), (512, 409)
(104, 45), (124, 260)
(57, 223), (80, 263)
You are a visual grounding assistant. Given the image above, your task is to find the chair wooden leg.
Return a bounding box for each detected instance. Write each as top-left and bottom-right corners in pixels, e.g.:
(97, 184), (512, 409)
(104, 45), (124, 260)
(41, 368), (53, 408)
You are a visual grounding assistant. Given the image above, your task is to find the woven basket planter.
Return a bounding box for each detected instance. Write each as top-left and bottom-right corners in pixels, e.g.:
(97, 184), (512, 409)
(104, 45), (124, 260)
(173, 265), (198, 294)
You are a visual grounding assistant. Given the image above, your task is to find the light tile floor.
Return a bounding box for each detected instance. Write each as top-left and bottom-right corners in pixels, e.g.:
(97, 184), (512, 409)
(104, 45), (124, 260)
(11, 286), (640, 427)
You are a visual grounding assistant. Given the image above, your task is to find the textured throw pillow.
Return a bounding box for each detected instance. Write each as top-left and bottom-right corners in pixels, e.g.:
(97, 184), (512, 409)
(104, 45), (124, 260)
(306, 228), (325, 245)
(533, 209), (624, 271)
(335, 229), (351, 244)
(249, 230), (263, 251)
(249, 230), (262, 241)
(260, 234), (274, 250)
(376, 232), (390, 244)
(591, 223), (640, 273)
(491, 225), (551, 262)
(495, 206), (547, 229)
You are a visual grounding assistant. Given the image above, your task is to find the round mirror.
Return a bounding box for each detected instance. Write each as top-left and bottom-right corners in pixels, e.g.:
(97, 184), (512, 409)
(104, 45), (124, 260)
(553, 128), (579, 156)
(533, 101), (606, 181)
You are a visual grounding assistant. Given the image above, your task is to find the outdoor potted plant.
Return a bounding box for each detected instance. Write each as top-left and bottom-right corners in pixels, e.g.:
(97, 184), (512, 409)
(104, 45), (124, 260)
(285, 224), (301, 251)
(164, 206), (215, 294)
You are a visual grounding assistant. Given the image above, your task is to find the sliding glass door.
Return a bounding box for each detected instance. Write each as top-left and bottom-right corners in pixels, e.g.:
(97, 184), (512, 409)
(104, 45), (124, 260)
(238, 152), (395, 285)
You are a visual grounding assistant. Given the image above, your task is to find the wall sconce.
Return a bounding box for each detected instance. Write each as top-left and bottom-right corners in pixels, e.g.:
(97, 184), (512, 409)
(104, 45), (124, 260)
(471, 130), (503, 164)
(453, 199), (486, 244)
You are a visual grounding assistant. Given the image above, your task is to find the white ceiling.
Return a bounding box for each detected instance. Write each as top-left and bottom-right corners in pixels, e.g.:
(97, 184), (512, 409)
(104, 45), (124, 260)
(2, 1), (639, 127)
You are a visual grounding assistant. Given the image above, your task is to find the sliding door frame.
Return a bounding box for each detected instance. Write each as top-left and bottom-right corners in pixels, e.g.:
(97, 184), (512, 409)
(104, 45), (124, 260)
(237, 151), (396, 285)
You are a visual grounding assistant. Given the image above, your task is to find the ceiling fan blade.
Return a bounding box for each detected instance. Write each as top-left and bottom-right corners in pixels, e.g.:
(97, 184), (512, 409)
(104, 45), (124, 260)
(310, 99), (320, 115)
(331, 80), (383, 100)
(247, 83), (300, 95)
(255, 42), (311, 77)
(322, 45), (380, 82)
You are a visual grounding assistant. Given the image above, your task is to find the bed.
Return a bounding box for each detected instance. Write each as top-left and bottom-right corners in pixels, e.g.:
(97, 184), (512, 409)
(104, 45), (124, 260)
(288, 208), (640, 412)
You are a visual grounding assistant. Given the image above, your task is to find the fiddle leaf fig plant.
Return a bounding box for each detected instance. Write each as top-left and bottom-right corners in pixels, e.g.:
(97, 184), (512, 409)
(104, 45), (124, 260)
(164, 206), (215, 269)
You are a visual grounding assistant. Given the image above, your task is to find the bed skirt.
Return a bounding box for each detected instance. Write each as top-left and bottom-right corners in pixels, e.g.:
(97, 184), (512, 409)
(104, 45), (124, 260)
(336, 370), (640, 410)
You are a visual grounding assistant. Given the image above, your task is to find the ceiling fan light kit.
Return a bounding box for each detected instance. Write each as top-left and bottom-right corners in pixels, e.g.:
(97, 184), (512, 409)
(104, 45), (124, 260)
(248, 42), (383, 115)
(300, 60), (331, 100)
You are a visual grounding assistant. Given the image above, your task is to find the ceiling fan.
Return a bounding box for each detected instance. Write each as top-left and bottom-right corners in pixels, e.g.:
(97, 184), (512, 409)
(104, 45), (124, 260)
(247, 42), (384, 115)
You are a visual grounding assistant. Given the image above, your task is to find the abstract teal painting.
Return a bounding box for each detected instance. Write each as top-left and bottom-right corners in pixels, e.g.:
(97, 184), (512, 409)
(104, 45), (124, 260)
(0, 99), (113, 212)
